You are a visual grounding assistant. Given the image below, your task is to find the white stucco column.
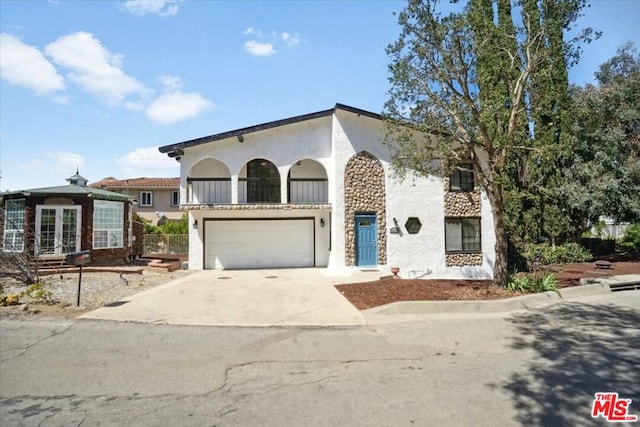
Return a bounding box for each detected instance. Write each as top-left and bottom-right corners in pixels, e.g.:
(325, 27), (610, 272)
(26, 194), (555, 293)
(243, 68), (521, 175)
(231, 175), (238, 204)
(280, 166), (289, 204)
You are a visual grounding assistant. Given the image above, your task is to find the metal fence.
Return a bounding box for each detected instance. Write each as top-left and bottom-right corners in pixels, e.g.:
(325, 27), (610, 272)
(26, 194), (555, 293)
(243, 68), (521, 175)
(142, 234), (188, 255)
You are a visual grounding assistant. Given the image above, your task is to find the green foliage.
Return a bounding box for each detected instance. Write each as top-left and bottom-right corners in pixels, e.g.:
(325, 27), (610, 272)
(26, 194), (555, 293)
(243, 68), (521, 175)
(506, 272), (558, 294)
(620, 222), (640, 251)
(522, 243), (592, 266)
(135, 212), (188, 235)
(384, 0), (592, 286)
(505, 274), (531, 293)
(22, 282), (53, 303)
(134, 213), (160, 234)
(593, 220), (607, 238)
(561, 44), (640, 226)
(161, 213), (188, 235)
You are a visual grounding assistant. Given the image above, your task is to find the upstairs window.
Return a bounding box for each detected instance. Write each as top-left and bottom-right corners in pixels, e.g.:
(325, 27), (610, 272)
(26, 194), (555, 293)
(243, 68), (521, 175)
(3, 199), (26, 252)
(140, 191), (153, 207)
(450, 164), (474, 192)
(246, 159), (280, 203)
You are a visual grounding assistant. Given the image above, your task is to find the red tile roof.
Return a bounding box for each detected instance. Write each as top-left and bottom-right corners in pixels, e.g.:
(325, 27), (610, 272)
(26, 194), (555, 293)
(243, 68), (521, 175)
(89, 177), (179, 189)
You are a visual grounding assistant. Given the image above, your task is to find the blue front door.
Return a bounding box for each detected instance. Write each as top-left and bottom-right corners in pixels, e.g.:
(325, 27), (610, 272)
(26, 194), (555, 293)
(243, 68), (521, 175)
(355, 214), (377, 266)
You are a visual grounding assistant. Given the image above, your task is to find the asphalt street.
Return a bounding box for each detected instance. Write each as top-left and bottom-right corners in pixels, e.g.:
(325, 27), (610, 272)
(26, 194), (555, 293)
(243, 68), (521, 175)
(1, 291), (639, 426)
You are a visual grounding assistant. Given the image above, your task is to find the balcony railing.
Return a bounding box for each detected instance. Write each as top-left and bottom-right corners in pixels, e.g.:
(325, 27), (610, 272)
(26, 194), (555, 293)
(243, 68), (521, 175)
(186, 177), (329, 205)
(187, 178), (231, 204)
(289, 179), (328, 203)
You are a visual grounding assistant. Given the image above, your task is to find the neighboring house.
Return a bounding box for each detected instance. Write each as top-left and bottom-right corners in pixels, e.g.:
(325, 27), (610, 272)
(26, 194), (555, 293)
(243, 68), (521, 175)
(1, 171), (135, 264)
(159, 103), (496, 278)
(89, 177), (181, 225)
(592, 216), (629, 239)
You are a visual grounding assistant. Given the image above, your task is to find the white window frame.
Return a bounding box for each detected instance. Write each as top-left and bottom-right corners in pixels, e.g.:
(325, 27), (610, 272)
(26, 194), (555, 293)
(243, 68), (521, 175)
(140, 191), (153, 207)
(93, 200), (124, 249)
(3, 199), (26, 252)
(34, 205), (82, 257)
(171, 190), (180, 207)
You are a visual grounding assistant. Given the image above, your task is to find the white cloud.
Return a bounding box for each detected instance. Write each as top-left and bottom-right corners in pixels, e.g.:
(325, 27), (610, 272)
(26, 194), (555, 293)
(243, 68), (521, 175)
(243, 27), (261, 37)
(146, 91), (212, 124)
(0, 33), (65, 94)
(242, 28), (300, 56)
(244, 40), (276, 57)
(159, 74), (182, 91)
(117, 147), (179, 177)
(45, 31), (147, 105)
(122, 0), (184, 17)
(282, 32), (300, 46)
(18, 151), (86, 178)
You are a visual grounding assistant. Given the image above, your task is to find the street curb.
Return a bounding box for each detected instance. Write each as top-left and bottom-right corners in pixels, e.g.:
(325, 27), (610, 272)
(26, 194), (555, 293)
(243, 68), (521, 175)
(362, 283), (612, 316)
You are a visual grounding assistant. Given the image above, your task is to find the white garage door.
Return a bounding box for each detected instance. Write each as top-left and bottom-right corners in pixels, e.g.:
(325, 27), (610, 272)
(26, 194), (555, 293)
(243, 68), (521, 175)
(205, 219), (315, 269)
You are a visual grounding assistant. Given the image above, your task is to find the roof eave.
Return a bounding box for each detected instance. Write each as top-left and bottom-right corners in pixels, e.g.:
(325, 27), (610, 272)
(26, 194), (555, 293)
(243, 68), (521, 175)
(158, 103), (382, 156)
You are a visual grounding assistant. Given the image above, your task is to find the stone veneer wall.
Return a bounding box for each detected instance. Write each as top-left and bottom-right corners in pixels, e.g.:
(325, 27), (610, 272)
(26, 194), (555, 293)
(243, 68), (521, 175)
(344, 151), (387, 266)
(443, 177), (483, 266)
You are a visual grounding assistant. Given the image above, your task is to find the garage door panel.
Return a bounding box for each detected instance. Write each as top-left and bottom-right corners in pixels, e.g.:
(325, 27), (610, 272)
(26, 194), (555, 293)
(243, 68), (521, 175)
(205, 219), (314, 269)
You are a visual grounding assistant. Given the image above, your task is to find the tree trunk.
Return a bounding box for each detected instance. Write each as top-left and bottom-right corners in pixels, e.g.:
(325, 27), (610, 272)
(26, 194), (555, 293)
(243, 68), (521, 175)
(486, 184), (509, 287)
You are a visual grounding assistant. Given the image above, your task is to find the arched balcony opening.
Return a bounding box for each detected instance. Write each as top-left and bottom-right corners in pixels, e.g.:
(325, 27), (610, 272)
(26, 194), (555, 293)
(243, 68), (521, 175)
(238, 158), (281, 203)
(187, 158), (231, 204)
(287, 159), (328, 203)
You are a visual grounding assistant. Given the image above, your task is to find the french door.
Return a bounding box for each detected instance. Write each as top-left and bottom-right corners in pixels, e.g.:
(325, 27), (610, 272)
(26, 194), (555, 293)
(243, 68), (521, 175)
(35, 205), (81, 256)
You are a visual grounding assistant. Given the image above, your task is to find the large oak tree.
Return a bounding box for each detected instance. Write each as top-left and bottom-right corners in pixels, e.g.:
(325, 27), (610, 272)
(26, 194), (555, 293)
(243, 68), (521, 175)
(384, 0), (593, 285)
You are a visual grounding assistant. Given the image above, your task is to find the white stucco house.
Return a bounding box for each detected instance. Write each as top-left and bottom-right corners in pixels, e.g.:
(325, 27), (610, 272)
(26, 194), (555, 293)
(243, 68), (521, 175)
(158, 104), (496, 279)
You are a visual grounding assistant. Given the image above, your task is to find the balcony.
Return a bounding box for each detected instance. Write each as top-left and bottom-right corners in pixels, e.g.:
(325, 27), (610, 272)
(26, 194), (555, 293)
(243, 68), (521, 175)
(186, 177), (328, 205)
(187, 178), (231, 204)
(185, 158), (329, 207)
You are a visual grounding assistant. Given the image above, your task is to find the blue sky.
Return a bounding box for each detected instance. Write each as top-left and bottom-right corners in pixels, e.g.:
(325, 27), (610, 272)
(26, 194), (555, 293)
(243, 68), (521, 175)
(1, 0), (638, 192)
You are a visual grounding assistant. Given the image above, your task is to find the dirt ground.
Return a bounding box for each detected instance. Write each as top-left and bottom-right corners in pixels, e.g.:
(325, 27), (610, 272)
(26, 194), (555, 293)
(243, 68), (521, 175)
(335, 261), (640, 310)
(1, 261), (639, 318)
(0, 268), (193, 319)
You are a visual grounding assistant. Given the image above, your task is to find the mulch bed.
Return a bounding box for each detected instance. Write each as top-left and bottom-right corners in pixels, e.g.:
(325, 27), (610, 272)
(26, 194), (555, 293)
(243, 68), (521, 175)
(336, 260), (640, 310)
(335, 279), (516, 310)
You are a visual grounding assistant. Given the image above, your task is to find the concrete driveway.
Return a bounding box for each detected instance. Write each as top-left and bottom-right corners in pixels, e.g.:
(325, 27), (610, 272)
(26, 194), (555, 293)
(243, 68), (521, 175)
(80, 268), (379, 327)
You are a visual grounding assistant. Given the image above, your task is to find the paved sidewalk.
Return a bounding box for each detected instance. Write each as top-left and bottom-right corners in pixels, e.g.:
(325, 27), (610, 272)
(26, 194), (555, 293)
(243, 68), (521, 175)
(362, 275), (640, 323)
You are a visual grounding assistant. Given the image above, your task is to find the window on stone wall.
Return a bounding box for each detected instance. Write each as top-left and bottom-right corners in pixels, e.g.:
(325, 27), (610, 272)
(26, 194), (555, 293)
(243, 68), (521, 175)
(450, 164), (474, 191)
(445, 217), (481, 252)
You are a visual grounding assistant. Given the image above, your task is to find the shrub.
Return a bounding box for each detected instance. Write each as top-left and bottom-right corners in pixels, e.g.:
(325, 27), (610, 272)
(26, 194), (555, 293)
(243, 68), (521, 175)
(521, 242), (592, 267)
(506, 275), (531, 293)
(506, 272), (558, 294)
(620, 222), (640, 252)
(533, 272), (559, 293)
(22, 283), (53, 303)
(0, 294), (20, 306)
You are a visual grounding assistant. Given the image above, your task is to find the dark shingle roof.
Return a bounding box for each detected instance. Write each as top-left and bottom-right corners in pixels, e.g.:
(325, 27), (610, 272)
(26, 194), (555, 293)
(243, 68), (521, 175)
(1, 184), (135, 202)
